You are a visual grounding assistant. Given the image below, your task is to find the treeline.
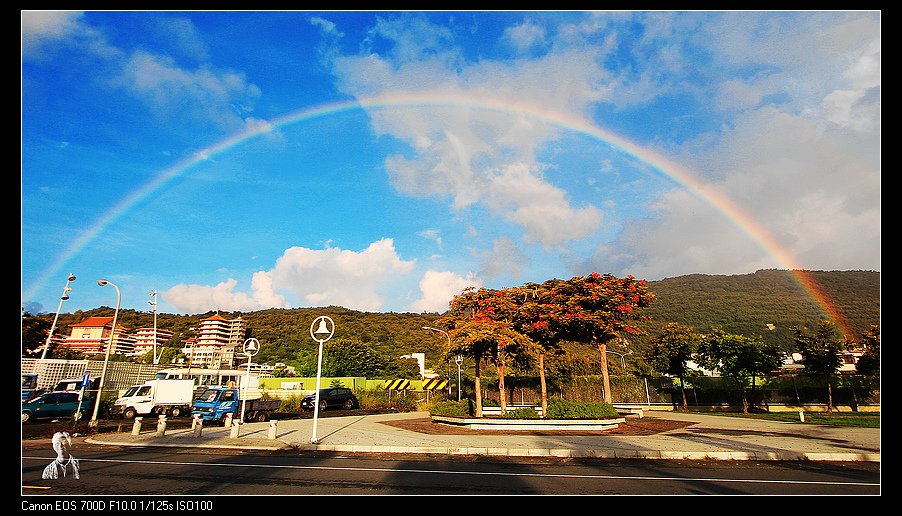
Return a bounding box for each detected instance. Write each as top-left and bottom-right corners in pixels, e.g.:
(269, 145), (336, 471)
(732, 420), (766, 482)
(23, 270), (880, 374)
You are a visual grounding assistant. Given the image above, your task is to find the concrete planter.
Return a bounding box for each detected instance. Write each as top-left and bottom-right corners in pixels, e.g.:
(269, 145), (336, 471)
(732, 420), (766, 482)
(431, 415), (625, 431)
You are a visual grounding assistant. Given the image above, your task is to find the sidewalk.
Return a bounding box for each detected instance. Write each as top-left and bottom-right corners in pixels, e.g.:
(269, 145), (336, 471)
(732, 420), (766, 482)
(85, 411), (880, 462)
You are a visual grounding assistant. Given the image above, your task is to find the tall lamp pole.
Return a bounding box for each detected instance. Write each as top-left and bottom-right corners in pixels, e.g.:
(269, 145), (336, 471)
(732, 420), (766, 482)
(455, 355), (463, 401)
(40, 274), (76, 360)
(423, 326), (459, 400)
(91, 279), (120, 427)
(148, 291), (161, 364)
(605, 350), (633, 368)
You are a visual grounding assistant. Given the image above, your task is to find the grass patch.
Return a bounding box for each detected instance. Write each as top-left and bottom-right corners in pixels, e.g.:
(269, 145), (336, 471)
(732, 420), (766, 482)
(691, 410), (880, 428)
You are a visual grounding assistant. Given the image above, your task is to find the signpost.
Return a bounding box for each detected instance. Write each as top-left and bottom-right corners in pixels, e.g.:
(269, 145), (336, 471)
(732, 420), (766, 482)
(309, 316), (334, 444)
(240, 338), (260, 423)
(75, 370), (90, 422)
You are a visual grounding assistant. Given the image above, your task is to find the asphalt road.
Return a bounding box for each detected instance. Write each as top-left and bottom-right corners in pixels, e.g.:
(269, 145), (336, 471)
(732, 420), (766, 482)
(22, 438), (880, 496)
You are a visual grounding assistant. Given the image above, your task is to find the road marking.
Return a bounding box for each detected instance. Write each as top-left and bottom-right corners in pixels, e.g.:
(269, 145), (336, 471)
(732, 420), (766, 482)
(22, 456), (879, 487)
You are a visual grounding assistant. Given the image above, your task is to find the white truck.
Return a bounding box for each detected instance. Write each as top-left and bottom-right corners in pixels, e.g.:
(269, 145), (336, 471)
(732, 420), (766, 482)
(112, 379), (195, 419)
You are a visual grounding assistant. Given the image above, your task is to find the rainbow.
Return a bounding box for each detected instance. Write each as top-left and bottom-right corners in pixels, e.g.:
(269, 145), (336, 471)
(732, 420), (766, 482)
(24, 92), (854, 337)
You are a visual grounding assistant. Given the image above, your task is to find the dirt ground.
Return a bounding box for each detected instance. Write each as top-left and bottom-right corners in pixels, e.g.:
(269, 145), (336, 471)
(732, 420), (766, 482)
(380, 416), (695, 436)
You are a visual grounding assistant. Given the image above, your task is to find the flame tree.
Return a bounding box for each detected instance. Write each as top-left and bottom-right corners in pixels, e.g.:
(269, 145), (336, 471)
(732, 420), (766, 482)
(440, 273), (654, 414)
(555, 273), (655, 403)
(438, 287), (538, 416)
(509, 279), (568, 416)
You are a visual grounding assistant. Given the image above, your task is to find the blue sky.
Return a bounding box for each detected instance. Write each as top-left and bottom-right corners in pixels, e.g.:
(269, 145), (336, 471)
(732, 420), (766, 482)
(22, 11), (880, 316)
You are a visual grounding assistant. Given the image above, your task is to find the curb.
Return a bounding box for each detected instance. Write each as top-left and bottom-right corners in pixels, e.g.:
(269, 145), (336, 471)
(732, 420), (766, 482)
(84, 437), (880, 461)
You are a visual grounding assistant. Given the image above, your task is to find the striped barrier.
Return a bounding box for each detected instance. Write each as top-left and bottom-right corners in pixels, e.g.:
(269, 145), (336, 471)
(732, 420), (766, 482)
(383, 379), (411, 390)
(422, 379), (448, 391)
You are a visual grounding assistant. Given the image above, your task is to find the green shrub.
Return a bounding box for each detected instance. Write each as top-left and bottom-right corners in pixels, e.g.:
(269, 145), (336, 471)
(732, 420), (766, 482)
(356, 390), (418, 412)
(430, 399), (472, 417)
(482, 398), (500, 407)
(545, 398), (618, 419)
(500, 407), (540, 419)
(277, 394), (303, 413)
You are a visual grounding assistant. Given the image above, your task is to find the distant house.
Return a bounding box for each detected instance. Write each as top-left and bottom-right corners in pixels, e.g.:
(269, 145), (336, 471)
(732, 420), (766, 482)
(237, 362), (296, 378)
(780, 351), (864, 374)
(59, 316), (134, 356)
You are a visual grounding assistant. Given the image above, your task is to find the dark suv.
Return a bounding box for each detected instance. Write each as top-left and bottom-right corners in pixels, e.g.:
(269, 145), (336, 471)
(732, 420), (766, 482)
(300, 388), (358, 411)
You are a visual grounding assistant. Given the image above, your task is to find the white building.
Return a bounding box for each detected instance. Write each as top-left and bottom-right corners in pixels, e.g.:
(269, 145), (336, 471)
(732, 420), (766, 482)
(182, 314), (248, 369)
(131, 327), (174, 358)
(61, 316), (135, 356)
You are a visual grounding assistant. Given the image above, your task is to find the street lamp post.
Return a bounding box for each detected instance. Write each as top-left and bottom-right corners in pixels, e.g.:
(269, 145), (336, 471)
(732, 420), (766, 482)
(91, 279), (121, 427)
(40, 273), (76, 360)
(423, 326), (460, 400)
(310, 316), (334, 444)
(148, 291), (161, 364)
(455, 355), (463, 401)
(605, 350), (633, 368)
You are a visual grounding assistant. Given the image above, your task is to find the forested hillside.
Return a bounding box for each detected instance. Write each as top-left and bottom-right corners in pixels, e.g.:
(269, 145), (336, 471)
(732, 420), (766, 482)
(641, 269), (880, 349)
(27, 269), (879, 372)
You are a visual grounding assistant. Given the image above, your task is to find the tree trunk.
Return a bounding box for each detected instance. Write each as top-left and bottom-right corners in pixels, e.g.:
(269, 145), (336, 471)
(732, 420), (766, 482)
(498, 362), (507, 415)
(539, 353), (548, 418)
(827, 380), (834, 415)
(740, 385), (749, 414)
(678, 373), (689, 411)
(474, 356), (483, 418)
(597, 341), (612, 404)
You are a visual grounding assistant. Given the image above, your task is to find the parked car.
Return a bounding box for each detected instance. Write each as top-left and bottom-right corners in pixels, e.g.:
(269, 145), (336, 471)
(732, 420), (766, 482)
(22, 391), (93, 423)
(300, 388), (358, 411)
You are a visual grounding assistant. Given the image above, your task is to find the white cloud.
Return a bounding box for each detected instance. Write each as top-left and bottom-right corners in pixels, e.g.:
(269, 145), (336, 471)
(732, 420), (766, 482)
(269, 239), (416, 312)
(478, 237), (529, 281)
(21, 11), (117, 61)
(486, 162), (602, 248)
(21, 11), (83, 39)
(114, 50), (261, 131)
(329, 25), (609, 248)
(21, 11), (84, 56)
(163, 239), (417, 314)
(503, 21), (546, 53)
(417, 228), (443, 249)
(408, 270), (481, 313)
(22, 13), (261, 132)
(162, 279), (275, 314)
(587, 100), (880, 280)
(153, 16), (210, 62)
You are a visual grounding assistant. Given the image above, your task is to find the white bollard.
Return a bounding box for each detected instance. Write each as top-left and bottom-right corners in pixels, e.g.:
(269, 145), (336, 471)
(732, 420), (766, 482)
(131, 417), (143, 435)
(192, 415), (203, 437)
(799, 411), (805, 422)
(268, 419), (278, 439)
(223, 413), (233, 428)
(156, 414), (167, 436)
(229, 420), (241, 438)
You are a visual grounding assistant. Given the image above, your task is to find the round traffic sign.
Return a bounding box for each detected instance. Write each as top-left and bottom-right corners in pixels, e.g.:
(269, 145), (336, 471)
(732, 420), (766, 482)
(310, 316), (335, 343)
(243, 338), (260, 357)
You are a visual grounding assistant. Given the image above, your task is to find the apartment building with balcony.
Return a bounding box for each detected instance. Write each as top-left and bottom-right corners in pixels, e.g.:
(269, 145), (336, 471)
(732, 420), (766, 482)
(60, 316), (135, 356)
(182, 314), (248, 369)
(131, 327), (175, 359)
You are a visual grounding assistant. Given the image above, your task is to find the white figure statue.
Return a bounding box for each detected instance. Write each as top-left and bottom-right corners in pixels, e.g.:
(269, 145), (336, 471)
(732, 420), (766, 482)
(41, 431), (80, 479)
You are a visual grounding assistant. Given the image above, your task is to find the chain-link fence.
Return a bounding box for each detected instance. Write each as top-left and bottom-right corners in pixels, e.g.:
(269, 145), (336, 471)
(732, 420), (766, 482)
(22, 358), (169, 395)
(475, 374), (880, 410)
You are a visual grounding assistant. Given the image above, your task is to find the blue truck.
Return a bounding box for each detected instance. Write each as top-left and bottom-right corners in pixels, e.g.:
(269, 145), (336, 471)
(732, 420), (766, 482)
(191, 386), (281, 425)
